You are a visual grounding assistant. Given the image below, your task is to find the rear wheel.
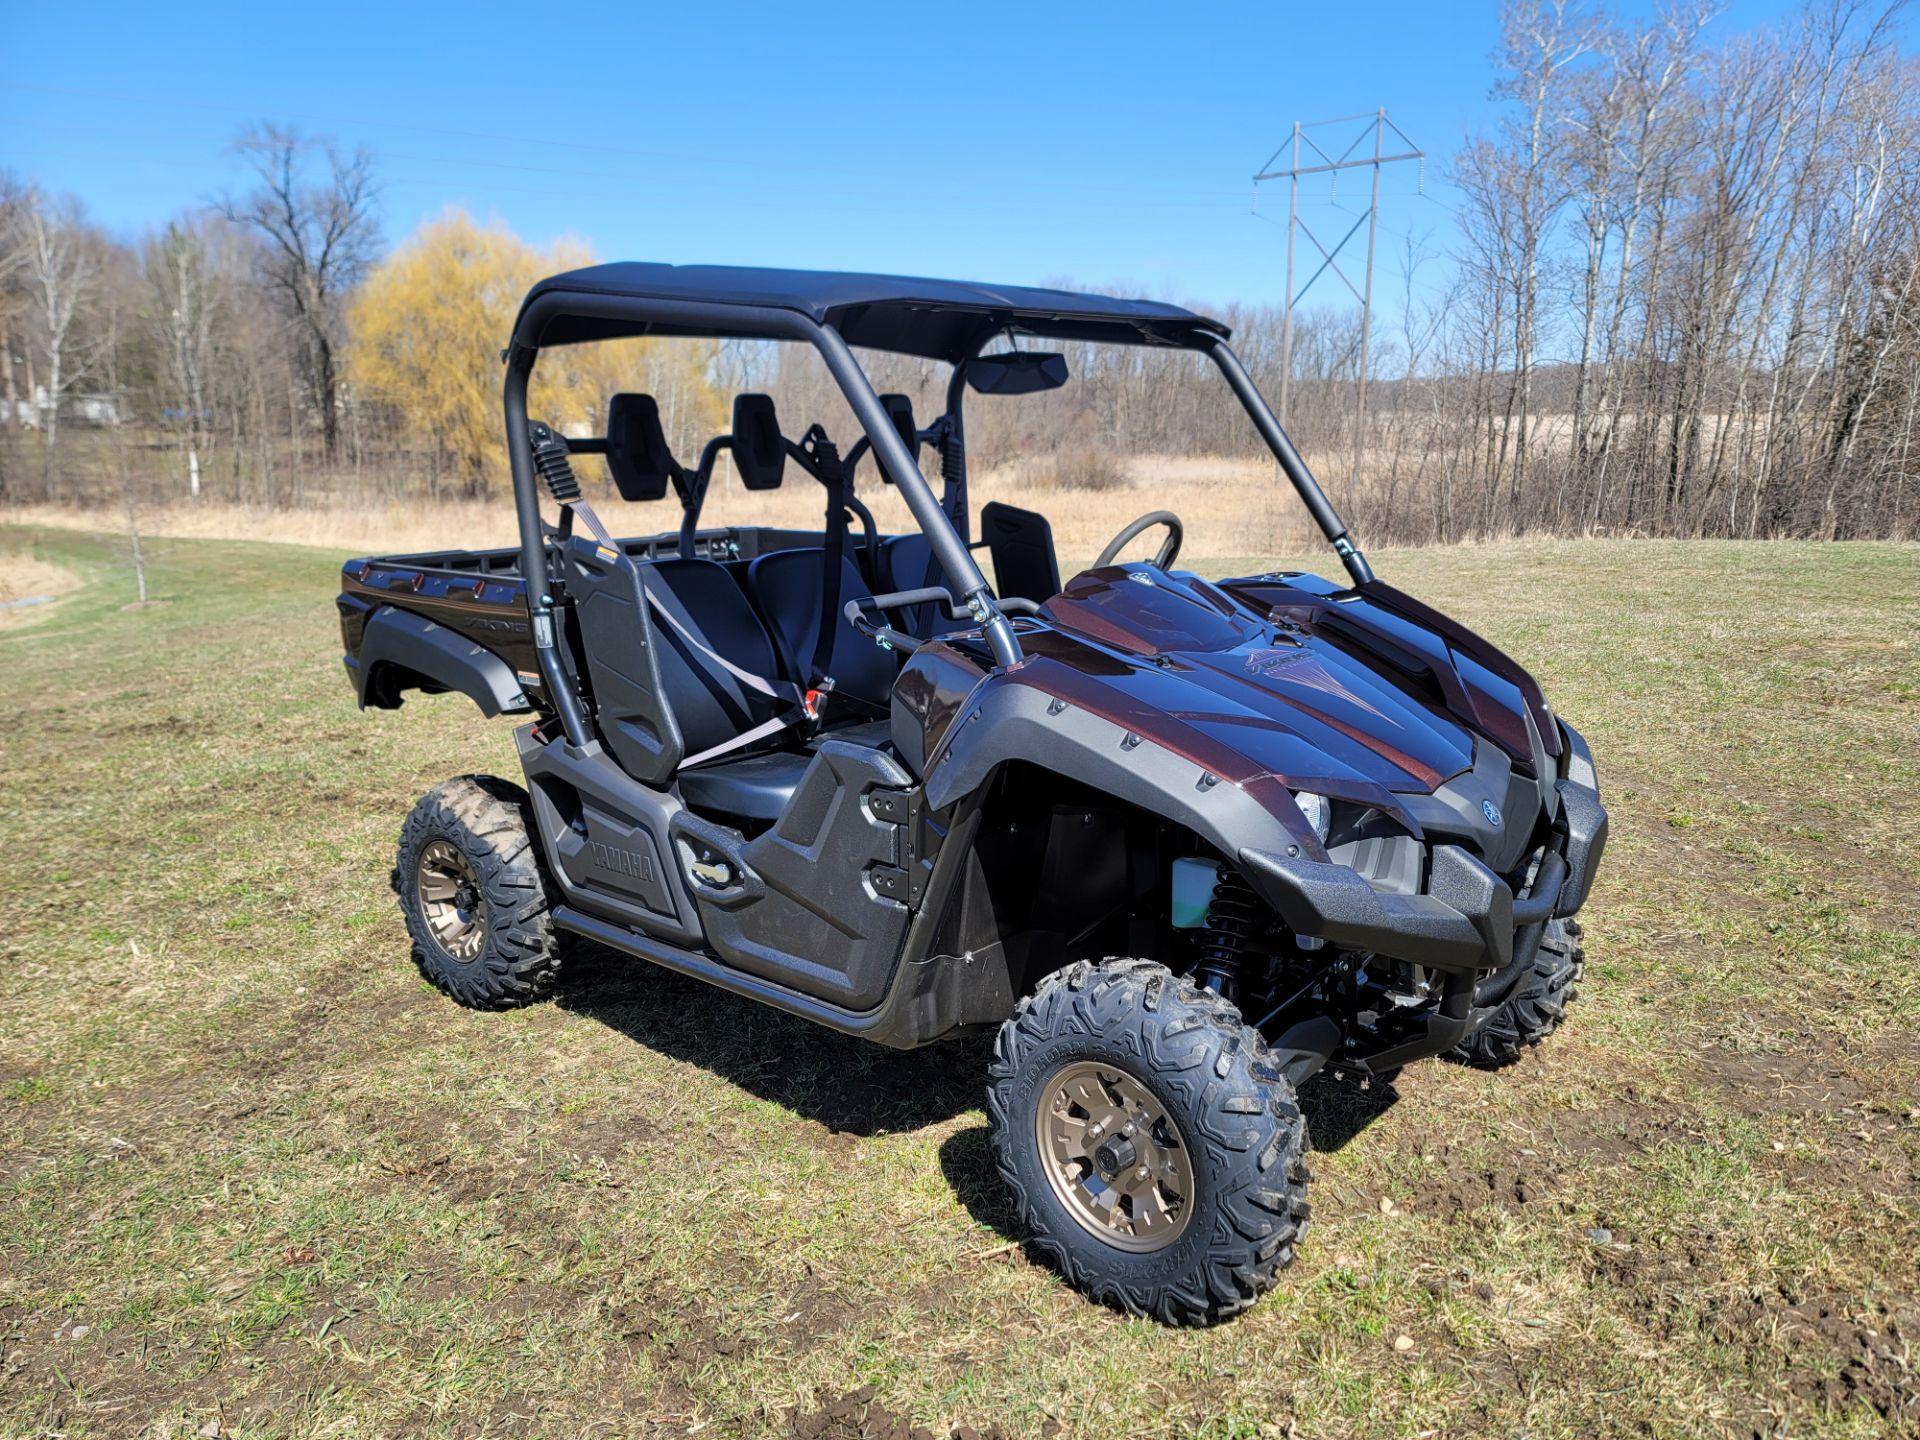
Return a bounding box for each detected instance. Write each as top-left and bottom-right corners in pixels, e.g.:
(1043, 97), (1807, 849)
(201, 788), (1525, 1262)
(393, 775), (563, 1009)
(987, 958), (1311, 1325)
(1450, 918), (1584, 1068)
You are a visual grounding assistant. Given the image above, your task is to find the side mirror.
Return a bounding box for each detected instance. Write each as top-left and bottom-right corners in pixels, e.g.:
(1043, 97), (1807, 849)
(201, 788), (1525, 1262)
(731, 393), (786, 490)
(876, 393), (918, 484)
(965, 352), (1069, 396)
(606, 393), (678, 502)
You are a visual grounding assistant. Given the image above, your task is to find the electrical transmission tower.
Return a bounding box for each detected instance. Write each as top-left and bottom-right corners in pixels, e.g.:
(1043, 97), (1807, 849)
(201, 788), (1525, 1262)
(1253, 110), (1424, 495)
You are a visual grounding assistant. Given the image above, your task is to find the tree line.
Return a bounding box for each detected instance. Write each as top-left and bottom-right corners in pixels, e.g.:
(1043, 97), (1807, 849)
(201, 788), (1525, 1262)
(2, 0), (1916, 543)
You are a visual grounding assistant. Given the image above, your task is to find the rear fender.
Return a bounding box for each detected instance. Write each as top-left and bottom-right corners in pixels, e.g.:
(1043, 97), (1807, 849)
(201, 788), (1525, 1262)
(350, 603), (532, 717)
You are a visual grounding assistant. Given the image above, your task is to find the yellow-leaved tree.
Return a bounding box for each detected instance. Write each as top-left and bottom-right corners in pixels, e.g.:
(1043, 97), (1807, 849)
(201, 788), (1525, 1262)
(348, 210), (721, 494)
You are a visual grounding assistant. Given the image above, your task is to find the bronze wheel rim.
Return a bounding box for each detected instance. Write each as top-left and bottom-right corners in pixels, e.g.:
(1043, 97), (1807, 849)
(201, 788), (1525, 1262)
(1034, 1059), (1194, 1253)
(417, 840), (486, 962)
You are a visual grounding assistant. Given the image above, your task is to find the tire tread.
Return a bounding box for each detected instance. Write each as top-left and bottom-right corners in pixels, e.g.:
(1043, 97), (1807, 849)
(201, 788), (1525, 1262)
(987, 958), (1311, 1326)
(1449, 919), (1585, 1068)
(392, 774), (562, 1010)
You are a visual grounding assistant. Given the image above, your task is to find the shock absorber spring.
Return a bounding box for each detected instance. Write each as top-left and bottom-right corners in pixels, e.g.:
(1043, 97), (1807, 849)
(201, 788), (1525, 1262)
(1196, 865), (1259, 996)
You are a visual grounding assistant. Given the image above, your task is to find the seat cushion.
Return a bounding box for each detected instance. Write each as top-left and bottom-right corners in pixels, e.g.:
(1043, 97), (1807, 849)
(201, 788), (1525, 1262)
(678, 748), (813, 825)
(677, 720), (894, 827)
(745, 549), (896, 708)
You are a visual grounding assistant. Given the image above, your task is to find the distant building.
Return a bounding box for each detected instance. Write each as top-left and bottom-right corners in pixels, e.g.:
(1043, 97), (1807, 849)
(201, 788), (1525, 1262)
(8, 386), (125, 428)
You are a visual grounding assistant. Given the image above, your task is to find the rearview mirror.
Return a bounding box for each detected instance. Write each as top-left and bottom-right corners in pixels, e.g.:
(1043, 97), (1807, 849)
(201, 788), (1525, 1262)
(731, 393), (786, 491)
(965, 352), (1069, 396)
(606, 393), (678, 502)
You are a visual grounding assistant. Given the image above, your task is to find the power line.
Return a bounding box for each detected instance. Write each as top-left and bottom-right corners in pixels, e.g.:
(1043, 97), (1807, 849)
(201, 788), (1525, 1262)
(1250, 109), (1426, 499)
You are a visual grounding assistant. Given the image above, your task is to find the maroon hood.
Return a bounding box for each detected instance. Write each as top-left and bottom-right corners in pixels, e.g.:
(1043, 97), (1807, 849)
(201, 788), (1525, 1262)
(1023, 566), (1554, 803)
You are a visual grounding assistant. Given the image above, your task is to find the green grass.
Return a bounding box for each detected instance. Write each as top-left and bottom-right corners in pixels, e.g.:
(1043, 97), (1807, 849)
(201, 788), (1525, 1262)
(1, 527), (1917, 1438)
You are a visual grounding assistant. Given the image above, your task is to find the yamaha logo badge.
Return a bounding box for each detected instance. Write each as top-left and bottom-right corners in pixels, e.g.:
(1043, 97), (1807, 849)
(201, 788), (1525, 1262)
(1481, 799), (1504, 828)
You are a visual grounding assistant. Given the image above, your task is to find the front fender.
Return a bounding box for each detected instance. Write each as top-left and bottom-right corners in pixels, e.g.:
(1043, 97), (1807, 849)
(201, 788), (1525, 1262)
(921, 672), (1308, 865)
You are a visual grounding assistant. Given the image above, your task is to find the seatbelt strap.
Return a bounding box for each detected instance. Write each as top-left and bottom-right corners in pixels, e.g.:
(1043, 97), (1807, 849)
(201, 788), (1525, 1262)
(564, 496), (619, 554)
(679, 712), (801, 769)
(641, 584), (807, 710)
(804, 427), (847, 692)
(564, 495), (816, 760)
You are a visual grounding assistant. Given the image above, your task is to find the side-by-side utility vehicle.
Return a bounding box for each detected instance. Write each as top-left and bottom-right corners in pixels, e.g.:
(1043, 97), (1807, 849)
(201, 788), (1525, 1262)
(336, 264), (1607, 1325)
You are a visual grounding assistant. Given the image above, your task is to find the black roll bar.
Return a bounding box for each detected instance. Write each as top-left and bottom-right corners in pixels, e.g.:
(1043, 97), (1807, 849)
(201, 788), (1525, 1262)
(805, 322), (1021, 669)
(1206, 337), (1374, 586)
(504, 293), (1022, 743)
(504, 351), (592, 748)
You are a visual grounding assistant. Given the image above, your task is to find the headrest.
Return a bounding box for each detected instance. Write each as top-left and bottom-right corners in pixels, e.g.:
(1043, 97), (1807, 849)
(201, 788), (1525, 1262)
(731, 393), (786, 491)
(876, 394), (918, 483)
(606, 393), (677, 502)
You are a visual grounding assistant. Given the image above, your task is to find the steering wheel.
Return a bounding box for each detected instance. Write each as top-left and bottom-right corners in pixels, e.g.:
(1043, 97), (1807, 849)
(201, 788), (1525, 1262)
(1093, 510), (1184, 570)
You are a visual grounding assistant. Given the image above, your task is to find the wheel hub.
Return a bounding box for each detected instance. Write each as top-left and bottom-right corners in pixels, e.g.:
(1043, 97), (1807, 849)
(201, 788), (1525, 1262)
(417, 840), (486, 962)
(1034, 1059), (1194, 1253)
(1091, 1135), (1136, 1179)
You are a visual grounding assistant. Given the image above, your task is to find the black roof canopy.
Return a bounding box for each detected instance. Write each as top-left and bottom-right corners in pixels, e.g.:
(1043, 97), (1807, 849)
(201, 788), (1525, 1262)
(512, 262), (1230, 361)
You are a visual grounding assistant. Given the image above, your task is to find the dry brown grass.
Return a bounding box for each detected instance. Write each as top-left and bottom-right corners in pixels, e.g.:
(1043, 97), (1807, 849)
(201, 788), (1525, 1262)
(0, 548), (81, 629)
(2, 453), (1318, 573)
(1021, 447), (1132, 494)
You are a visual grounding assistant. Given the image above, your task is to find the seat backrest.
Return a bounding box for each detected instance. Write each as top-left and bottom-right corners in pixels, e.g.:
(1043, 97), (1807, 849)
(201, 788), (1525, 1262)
(565, 535), (682, 783)
(745, 549), (896, 709)
(980, 501), (1061, 604)
(876, 533), (953, 639)
(637, 557), (789, 761)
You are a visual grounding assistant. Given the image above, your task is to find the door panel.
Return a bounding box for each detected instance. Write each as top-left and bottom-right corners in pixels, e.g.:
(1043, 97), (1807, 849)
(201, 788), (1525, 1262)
(673, 741), (918, 1011)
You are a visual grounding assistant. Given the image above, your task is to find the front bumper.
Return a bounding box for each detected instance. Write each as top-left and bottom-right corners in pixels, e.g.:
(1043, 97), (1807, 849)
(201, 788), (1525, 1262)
(1239, 721), (1608, 978)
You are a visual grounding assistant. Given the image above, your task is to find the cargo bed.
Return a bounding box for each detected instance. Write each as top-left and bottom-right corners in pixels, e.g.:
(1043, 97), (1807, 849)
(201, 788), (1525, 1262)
(336, 524), (832, 710)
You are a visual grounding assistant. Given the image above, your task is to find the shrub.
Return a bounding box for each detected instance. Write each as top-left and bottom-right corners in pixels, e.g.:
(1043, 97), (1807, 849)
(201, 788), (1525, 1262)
(1031, 447), (1131, 493)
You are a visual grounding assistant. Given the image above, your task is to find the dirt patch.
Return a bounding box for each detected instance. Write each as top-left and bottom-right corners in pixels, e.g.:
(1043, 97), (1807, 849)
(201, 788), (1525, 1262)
(1595, 1238), (1919, 1426)
(784, 1386), (1017, 1440)
(1723, 1291), (1916, 1423)
(1408, 1151), (1559, 1219)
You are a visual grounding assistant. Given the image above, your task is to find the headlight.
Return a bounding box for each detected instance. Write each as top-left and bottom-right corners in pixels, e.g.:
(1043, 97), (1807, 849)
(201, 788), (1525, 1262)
(1290, 789), (1331, 841)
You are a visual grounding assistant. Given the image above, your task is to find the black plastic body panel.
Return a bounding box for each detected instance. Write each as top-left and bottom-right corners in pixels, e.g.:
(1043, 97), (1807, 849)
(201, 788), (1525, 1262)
(516, 726), (705, 948)
(1237, 755), (1603, 980)
(549, 788), (1016, 1050)
(668, 742), (916, 1011)
(1240, 842), (1513, 972)
(344, 601), (531, 717)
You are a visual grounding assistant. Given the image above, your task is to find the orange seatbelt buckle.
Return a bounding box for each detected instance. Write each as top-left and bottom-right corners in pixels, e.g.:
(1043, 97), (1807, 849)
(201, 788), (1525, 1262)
(804, 689), (824, 720)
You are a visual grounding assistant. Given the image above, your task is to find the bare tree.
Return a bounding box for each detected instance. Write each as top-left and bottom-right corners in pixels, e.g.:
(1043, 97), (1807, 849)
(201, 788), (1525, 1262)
(145, 215), (239, 498)
(0, 173), (28, 437)
(220, 124), (378, 462)
(10, 186), (101, 496)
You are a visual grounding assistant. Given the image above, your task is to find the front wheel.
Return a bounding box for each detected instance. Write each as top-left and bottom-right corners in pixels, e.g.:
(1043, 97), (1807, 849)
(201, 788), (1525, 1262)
(987, 959), (1311, 1326)
(393, 775), (563, 1010)
(1449, 918), (1585, 1068)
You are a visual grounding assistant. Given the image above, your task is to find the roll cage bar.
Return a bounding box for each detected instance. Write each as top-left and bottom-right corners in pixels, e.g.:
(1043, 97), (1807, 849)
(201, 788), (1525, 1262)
(502, 276), (1374, 750)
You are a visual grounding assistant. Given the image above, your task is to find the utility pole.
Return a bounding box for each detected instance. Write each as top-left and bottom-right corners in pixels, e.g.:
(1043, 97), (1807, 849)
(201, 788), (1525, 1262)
(1254, 110), (1424, 500)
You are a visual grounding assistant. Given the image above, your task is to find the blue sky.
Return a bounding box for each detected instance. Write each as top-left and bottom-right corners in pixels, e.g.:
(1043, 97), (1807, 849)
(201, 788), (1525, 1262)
(5, 0), (1864, 316)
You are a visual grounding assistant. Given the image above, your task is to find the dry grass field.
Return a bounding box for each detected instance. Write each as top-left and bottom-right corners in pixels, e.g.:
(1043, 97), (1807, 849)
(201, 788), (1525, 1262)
(0, 524), (1916, 1439)
(0, 454), (1311, 577)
